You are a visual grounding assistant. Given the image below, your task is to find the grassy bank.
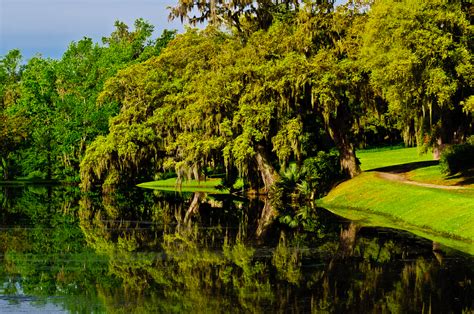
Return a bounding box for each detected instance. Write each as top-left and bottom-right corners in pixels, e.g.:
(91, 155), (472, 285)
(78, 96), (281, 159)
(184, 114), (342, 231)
(0, 179), (60, 186)
(137, 177), (229, 193)
(320, 146), (474, 254)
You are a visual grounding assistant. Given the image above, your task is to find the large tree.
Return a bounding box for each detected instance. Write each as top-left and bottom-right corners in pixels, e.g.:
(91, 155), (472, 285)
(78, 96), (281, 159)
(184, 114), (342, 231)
(169, 0), (312, 32)
(360, 0), (473, 151)
(80, 1), (370, 191)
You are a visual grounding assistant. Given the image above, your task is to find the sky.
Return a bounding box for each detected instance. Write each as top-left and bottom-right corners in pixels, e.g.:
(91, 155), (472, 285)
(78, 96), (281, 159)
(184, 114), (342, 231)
(1, 0), (184, 60)
(1, 0), (345, 60)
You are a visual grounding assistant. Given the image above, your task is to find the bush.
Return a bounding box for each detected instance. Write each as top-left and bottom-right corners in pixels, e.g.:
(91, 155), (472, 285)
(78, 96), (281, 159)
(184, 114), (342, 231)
(440, 138), (474, 175)
(302, 151), (344, 198)
(273, 151), (344, 231)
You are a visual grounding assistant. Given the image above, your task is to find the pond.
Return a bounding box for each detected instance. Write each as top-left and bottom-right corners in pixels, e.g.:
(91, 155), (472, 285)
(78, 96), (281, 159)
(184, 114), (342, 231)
(0, 186), (472, 313)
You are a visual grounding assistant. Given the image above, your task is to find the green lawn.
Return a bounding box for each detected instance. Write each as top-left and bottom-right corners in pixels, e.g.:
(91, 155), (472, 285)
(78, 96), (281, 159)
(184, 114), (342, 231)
(137, 177), (229, 193)
(320, 146), (474, 254)
(319, 172), (474, 254)
(357, 146), (432, 171)
(358, 146), (474, 187)
(407, 165), (474, 188)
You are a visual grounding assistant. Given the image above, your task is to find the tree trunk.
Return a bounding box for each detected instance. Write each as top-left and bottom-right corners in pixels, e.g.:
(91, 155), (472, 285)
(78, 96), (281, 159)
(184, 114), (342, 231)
(329, 119), (360, 178)
(339, 222), (359, 257)
(255, 145), (279, 193)
(432, 137), (446, 160)
(256, 196), (275, 238)
(253, 146), (279, 237)
(184, 192), (204, 225)
(338, 140), (360, 178)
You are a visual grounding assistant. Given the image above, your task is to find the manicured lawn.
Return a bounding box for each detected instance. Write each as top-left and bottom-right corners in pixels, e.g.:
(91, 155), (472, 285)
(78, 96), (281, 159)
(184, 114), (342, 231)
(407, 165), (474, 188)
(137, 177), (229, 193)
(358, 146), (474, 187)
(357, 146), (432, 171)
(321, 146), (474, 254)
(319, 172), (474, 254)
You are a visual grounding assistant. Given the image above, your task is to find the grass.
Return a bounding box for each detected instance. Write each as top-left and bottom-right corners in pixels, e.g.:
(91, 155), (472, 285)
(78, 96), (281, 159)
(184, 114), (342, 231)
(358, 145), (474, 187)
(319, 172), (474, 254)
(320, 146), (474, 255)
(407, 165), (474, 188)
(357, 146), (432, 171)
(137, 177), (229, 193)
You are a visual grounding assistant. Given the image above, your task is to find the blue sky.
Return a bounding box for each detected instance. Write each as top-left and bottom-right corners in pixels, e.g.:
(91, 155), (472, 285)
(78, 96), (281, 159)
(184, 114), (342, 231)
(1, 0), (345, 60)
(1, 0), (184, 59)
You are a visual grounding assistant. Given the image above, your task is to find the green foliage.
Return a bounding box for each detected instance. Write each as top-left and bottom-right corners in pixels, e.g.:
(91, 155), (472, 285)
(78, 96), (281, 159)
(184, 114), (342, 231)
(81, 3), (369, 191)
(2, 0), (473, 200)
(440, 139), (474, 175)
(1, 21), (175, 183)
(169, 0), (303, 32)
(302, 151), (344, 197)
(360, 0), (473, 147)
(273, 151), (342, 231)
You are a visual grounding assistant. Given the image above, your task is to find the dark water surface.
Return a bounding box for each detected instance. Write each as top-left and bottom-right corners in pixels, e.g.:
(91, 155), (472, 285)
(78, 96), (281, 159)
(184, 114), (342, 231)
(0, 186), (472, 313)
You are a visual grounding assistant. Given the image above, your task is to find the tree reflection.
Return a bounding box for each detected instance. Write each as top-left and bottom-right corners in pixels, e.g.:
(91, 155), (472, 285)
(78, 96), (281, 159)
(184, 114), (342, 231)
(0, 187), (472, 313)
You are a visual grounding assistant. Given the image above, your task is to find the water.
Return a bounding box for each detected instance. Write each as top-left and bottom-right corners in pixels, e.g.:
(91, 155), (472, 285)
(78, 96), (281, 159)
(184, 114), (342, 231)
(0, 186), (472, 313)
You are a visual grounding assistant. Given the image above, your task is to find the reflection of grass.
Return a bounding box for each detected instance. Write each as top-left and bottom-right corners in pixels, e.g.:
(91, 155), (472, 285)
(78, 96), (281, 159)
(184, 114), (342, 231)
(358, 146), (431, 171)
(138, 177), (245, 193)
(320, 171), (474, 254)
(320, 205), (474, 255)
(137, 178), (228, 193)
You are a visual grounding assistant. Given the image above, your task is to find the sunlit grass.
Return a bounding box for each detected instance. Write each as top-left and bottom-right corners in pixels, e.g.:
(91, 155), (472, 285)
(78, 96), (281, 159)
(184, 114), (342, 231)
(321, 146), (474, 254)
(137, 177), (227, 193)
(320, 172), (474, 245)
(137, 177), (245, 193)
(357, 146), (431, 171)
(407, 165), (474, 188)
(357, 146), (474, 187)
(319, 204), (474, 255)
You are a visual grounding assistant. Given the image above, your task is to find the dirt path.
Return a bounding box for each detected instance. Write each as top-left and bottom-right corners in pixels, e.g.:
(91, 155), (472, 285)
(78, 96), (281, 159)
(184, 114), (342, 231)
(376, 172), (469, 190)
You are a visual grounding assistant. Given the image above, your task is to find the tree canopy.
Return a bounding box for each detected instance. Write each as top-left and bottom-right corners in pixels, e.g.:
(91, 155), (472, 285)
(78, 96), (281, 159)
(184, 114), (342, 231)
(0, 0), (472, 195)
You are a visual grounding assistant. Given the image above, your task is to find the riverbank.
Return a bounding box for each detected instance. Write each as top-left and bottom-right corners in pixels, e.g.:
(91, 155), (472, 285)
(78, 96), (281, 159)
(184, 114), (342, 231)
(0, 179), (60, 186)
(319, 147), (474, 254)
(137, 177), (228, 193)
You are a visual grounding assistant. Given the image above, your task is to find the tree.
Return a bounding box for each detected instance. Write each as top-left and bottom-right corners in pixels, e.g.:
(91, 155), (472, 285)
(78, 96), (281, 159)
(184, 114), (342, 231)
(2, 20), (175, 182)
(80, 1), (372, 192)
(0, 114), (28, 180)
(12, 57), (58, 179)
(360, 0), (473, 151)
(0, 49), (22, 109)
(0, 50), (25, 180)
(169, 0), (307, 32)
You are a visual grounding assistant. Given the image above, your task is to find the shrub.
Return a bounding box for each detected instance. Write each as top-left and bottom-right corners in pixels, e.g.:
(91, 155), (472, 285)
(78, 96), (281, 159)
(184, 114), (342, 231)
(302, 151), (344, 198)
(440, 138), (474, 175)
(272, 151), (344, 230)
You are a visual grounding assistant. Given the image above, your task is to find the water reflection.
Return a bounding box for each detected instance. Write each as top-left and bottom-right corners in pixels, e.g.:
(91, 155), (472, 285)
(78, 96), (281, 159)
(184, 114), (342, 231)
(0, 186), (472, 313)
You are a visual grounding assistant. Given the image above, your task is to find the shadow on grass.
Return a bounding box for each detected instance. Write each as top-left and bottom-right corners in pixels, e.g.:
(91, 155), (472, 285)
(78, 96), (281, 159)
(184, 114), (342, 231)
(448, 168), (474, 186)
(367, 160), (439, 173)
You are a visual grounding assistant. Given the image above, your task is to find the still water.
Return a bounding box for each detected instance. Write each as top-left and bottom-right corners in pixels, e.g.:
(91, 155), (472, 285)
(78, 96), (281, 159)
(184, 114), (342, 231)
(0, 185), (472, 313)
